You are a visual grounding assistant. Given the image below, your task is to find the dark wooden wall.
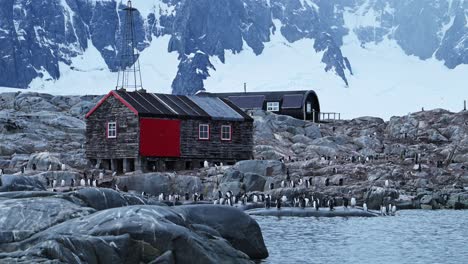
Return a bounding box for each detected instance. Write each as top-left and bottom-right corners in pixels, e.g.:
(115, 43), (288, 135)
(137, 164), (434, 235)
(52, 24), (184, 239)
(86, 96), (140, 159)
(179, 119), (253, 161)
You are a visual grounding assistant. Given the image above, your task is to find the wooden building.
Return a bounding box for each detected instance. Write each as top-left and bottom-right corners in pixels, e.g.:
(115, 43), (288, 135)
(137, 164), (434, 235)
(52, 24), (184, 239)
(200, 90), (321, 121)
(85, 90), (253, 173)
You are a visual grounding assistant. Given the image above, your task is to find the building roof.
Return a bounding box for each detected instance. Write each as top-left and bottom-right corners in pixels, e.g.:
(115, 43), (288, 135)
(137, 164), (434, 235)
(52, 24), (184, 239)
(201, 90), (317, 110)
(85, 90), (252, 121)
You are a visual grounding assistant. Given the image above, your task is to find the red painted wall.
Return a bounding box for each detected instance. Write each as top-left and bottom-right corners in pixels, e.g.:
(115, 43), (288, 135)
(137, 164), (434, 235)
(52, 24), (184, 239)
(140, 118), (181, 157)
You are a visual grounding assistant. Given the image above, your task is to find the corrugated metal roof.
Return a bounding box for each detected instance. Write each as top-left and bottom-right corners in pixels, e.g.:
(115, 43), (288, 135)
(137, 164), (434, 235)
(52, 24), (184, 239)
(114, 91), (248, 121)
(282, 94), (304, 109)
(202, 90), (315, 110)
(228, 95), (265, 109)
(188, 96), (245, 121)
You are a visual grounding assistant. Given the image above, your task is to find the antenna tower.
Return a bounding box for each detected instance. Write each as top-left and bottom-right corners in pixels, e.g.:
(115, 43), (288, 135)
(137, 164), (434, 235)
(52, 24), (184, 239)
(116, 0), (143, 91)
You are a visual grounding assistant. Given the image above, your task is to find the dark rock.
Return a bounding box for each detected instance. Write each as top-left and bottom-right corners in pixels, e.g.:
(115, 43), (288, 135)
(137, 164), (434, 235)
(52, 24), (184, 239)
(0, 175), (46, 192)
(174, 205), (268, 260)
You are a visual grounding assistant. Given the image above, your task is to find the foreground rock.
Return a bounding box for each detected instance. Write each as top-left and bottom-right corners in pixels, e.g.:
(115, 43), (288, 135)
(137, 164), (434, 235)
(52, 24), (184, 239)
(0, 188), (267, 263)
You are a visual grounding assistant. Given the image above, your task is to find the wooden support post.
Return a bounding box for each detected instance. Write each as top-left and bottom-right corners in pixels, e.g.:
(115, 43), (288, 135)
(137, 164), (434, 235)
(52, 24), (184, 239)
(338, 113), (341, 120)
(464, 100), (466, 111)
(312, 109), (316, 123)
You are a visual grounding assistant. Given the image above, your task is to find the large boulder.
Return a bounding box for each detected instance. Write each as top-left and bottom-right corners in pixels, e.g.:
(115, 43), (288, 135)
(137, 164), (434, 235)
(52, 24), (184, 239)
(304, 124), (321, 139)
(116, 174), (171, 195)
(174, 205), (269, 260)
(2, 205), (253, 264)
(0, 175), (46, 192)
(27, 152), (62, 171)
(243, 173), (266, 192)
(233, 160), (285, 177)
(0, 196), (95, 244)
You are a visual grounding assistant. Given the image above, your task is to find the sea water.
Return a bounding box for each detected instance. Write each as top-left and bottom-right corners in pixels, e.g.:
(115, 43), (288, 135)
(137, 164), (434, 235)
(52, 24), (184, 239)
(254, 210), (468, 264)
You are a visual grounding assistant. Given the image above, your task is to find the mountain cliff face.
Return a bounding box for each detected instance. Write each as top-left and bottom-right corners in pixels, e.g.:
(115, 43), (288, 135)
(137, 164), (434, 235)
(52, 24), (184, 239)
(0, 0), (466, 95)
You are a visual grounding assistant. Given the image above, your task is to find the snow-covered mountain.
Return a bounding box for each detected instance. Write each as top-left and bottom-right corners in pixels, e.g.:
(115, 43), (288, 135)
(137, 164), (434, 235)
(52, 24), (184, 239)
(0, 0), (467, 119)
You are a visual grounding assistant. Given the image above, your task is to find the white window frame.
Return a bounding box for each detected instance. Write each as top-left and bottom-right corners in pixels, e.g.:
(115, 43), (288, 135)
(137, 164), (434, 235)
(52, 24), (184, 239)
(221, 125), (232, 141)
(266, 102), (280, 112)
(107, 122), (117, 139)
(307, 102), (312, 113)
(199, 124), (210, 140)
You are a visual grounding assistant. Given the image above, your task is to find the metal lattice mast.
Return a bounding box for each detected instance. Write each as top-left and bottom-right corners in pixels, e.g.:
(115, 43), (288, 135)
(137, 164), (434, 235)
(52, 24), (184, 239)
(116, 0), (143, 91)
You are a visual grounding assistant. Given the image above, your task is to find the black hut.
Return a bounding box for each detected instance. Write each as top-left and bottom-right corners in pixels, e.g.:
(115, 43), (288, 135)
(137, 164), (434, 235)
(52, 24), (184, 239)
(200, 90), (320, 121)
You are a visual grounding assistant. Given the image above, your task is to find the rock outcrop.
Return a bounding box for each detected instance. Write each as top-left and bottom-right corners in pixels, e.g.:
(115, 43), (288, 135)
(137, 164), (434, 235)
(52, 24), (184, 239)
(0, 188), (267, 263)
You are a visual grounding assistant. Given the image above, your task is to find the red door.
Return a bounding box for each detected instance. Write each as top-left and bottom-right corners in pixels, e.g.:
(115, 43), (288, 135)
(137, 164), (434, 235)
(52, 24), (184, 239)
(140, 118), (181, 157)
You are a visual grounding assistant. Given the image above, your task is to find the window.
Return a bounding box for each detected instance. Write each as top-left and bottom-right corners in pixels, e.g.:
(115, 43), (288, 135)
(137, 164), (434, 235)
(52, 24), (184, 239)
(307, 102), (312, 113)
(107, 122), (117, 138)
(221, 125), (232, 141)
(199, 124), (210, 140)
(266, 102), (280, 112)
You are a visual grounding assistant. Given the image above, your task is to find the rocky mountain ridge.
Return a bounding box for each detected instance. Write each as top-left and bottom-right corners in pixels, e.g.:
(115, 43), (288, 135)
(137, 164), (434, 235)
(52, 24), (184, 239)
(0, 0), (466, 95)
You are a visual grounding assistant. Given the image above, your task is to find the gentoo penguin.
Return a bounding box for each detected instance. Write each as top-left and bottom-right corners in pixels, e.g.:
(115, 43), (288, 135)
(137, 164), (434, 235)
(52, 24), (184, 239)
(363, 203), (368, 211)
(87, 179), (91, 186)
(52, 179), (57, 188)
(220, 197), (226, 205)
(305, 198), (310, 207)
(99, 172), (104, 180)
(112, 171), (117, 177)
(276, 198), (282, 209)
(328, 198), (335, 211)
(185, 193), (190, 201)
(92, 180), (97, 187)
(314, 199), (319, 211)
(253, 195), (258, 203)
(265, 195), (271, 209)
(305, 179), (310, 188)
(350, 197), (356, 208)
(343, 197), (349, 208)
(300, 197), (306, 209)
(218, 190), (223, 199)
(193, 193), (198, 202)
(159, 193), (164, 201)
(61, 164), (66, 171)
(281, 195), (287, 203)
(48, 164), (52, 171)
(203, 160), (209, 168)
(199, 193), (204, 201)
(380, 204), (386, 216)
(385, 180), (389, 188)
(270, 183), (275, 190)
(61, 179), (65, 187)
(281, 181), (286, 188)
(80, 179), (85, 187)
(291, 180), (295, 188)
(391, 204), (397, 215)
(298, 178), (303, 185)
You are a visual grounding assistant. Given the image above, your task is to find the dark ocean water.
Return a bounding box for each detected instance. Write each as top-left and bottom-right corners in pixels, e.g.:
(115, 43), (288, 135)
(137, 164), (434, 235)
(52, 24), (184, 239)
(254, 210), (468, 264)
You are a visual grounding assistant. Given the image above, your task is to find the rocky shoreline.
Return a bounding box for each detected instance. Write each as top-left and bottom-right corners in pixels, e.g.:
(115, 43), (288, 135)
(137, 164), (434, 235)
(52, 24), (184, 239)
(1, 92), (467, 210)
(0, 92), (467, 262)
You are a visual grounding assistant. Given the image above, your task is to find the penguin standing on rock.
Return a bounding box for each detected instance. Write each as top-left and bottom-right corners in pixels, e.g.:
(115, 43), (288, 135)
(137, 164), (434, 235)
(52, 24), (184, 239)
(350, 197), (356, 208)
(363, 202), (368, 211)
(276, 198), (282, 209)
(265, 195), (271, 209)
(343, 197), (349, 209)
